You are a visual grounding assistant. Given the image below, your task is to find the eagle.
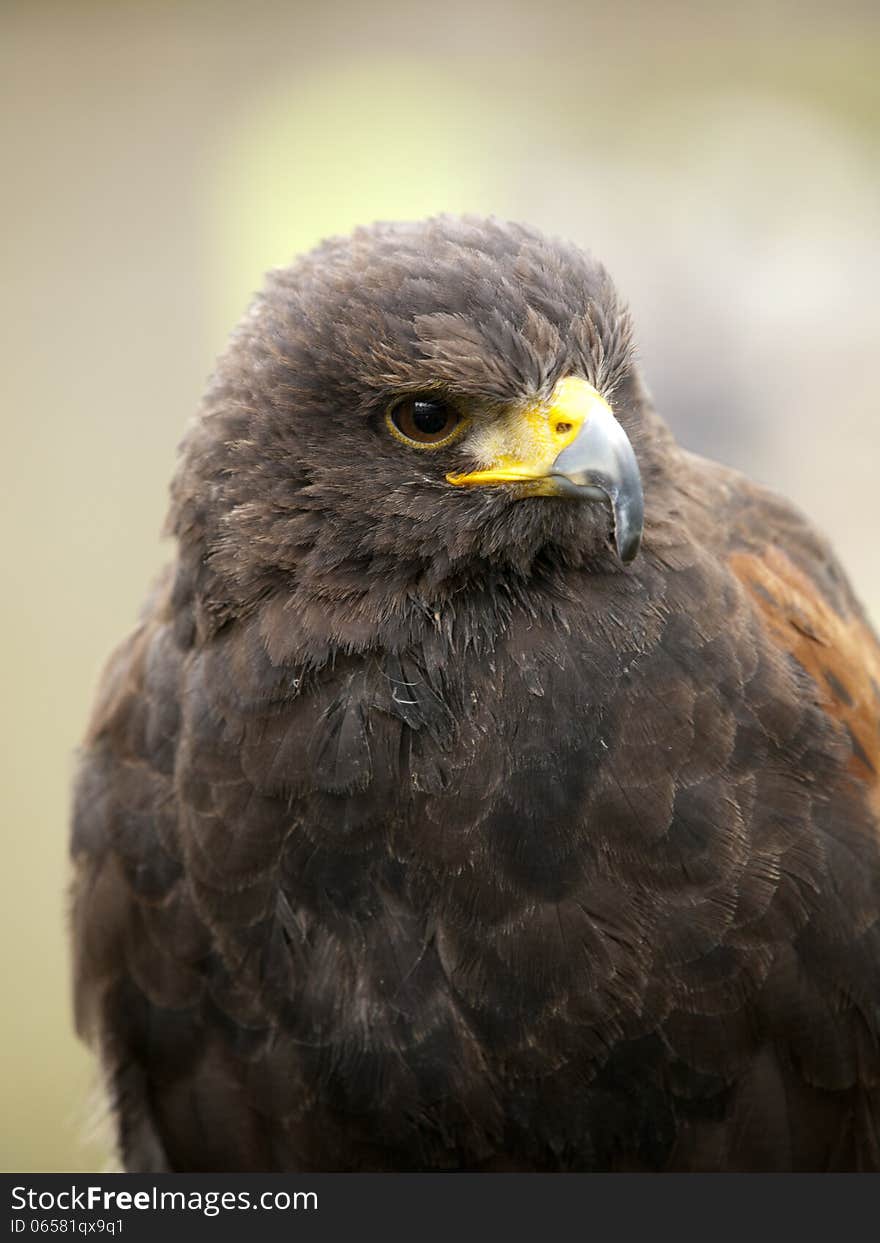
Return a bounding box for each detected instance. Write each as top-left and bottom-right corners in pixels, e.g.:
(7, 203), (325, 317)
(70, 216), (880, 1172)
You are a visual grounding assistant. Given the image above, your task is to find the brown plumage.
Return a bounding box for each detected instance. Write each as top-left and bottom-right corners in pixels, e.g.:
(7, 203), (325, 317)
(70, 216), (880, 1171)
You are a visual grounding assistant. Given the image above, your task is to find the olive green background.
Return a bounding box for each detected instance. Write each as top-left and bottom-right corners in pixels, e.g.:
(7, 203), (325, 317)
(2, 0), (879, 1171)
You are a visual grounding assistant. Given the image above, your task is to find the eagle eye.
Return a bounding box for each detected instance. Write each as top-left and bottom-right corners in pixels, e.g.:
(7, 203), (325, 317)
(386, 395), (464, 448)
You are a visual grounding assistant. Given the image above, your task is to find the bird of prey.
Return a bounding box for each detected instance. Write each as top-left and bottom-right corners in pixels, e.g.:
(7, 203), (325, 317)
(70, 216), (880, 1172)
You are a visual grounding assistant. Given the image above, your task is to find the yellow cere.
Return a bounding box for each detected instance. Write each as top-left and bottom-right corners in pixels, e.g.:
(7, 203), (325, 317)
(446, 376), (611, 488)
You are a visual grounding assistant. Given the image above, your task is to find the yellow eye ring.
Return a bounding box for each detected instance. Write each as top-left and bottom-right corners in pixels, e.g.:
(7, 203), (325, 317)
(385, 395), (468, 449)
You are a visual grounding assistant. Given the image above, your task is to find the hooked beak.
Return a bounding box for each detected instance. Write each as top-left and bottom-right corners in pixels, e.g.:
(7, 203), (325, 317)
(446, 376), (644, 564)
(549, 396), (644, 564)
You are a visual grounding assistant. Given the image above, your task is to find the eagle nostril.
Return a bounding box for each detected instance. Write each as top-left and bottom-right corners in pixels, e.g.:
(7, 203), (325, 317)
(555, 422), (573, 436)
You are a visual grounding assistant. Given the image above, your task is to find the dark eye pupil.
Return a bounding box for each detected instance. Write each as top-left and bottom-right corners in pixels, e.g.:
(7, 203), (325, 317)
(412, 400), (450, 434)
(388, 394), (460, 445)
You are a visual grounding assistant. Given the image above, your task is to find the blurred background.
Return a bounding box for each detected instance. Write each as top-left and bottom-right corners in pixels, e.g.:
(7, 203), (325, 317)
(2, 0), (878, 1171)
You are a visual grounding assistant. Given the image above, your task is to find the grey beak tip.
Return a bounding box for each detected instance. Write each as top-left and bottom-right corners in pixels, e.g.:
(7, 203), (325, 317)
(610, 484), (645, 565)
(616, 522), (643, 565)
